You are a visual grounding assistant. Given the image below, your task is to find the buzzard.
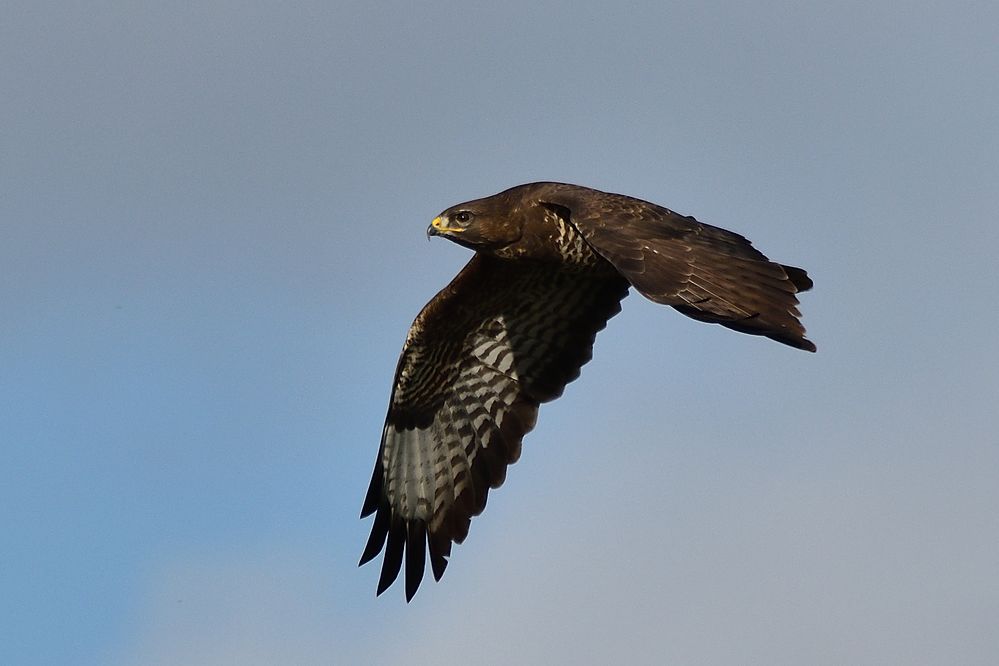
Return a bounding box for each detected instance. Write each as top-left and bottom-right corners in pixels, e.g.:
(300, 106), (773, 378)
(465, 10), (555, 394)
(360, 182), (814, 600)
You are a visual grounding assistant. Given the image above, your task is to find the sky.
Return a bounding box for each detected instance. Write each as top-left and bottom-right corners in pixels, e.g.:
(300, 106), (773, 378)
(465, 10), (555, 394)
(3, 1), (998, 664)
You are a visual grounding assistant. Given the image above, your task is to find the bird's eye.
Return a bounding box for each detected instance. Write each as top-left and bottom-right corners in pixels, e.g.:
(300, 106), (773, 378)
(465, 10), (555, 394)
(452, 211), (471, 224)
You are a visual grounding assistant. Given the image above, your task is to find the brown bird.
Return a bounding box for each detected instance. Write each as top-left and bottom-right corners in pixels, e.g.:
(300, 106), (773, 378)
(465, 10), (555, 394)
(360, 182), (814, 600)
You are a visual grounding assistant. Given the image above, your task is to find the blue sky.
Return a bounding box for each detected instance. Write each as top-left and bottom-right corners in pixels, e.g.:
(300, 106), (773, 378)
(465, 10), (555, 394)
(3, 2), (998, 664)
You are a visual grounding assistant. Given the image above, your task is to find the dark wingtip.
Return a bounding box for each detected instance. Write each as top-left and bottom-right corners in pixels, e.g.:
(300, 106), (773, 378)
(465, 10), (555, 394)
(360, 459), (384, 518)
(782, 265), (813, 292)
(359, 507), (390, 567)
(771, 331), (817, 353)
(405, 520), (427, 602)
(428, 530), (451, 582)
(430, 551), (448, 581)
(375, 518), (405, 596)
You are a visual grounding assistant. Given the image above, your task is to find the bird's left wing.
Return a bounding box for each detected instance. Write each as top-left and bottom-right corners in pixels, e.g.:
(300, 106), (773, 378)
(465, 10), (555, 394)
(360, 254), (629, 600)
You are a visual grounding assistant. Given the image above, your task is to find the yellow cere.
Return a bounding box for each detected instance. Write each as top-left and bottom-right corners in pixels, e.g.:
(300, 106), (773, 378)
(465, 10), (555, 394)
(431, 216), (465, 233)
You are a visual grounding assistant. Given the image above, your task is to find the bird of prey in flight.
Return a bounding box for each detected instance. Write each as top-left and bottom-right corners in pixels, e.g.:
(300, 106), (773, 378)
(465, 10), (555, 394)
(360, 182), (814, 600)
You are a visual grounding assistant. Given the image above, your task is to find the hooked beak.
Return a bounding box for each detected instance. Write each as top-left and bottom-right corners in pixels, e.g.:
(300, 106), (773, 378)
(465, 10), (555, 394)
(427, 216), (465, 239)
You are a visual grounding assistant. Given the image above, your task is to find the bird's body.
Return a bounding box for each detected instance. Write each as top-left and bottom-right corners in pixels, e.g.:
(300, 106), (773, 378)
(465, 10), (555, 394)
(360, 182), (814, 600)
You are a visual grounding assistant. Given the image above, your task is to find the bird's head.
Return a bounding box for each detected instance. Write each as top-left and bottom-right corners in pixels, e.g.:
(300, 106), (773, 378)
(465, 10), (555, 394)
(427, 194), (524, 253)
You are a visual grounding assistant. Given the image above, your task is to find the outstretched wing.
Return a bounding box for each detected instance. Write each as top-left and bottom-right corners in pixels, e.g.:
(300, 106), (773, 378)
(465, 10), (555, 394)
(360, 254), (629, 600)
(536, 183), (815, 351)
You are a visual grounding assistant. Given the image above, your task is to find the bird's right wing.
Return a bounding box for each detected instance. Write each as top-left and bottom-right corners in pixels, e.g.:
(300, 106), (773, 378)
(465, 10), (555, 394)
(360, 254), (629, 600)
(536, 183), (815, 352)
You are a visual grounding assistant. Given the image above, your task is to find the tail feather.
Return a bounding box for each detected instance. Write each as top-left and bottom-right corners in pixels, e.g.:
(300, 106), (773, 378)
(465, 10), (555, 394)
(669, 255), (816, 352)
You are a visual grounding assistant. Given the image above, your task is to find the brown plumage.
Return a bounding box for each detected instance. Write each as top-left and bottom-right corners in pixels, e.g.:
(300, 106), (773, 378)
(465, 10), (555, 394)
(360, 182), (815, 600)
